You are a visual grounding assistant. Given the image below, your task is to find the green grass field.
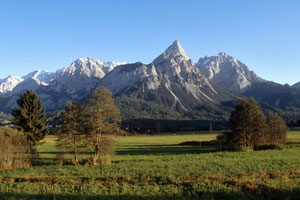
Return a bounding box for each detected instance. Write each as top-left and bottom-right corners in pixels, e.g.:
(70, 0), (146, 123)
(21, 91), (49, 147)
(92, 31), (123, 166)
(1, 131), (300, 199)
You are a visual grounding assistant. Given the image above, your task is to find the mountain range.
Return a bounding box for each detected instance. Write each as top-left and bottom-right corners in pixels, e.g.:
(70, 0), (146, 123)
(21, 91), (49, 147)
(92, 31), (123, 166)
(1, 40), (300, 121)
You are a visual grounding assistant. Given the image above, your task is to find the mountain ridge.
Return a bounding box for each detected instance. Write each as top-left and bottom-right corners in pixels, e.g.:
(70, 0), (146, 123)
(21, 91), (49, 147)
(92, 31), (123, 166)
(196, 52), (264, 93)
(0, 40), (300, 121)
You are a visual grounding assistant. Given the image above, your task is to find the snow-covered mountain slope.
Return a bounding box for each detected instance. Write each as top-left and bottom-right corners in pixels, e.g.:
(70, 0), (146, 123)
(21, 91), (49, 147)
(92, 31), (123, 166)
(0, 57), (128, 96)
(0, 75), (24, 94)
(100, 61), (128, 73)
(45, 57), (127, 94)
(1, 41), (300, 120)
(100, 41), (236, 112)
(58, 57), (127, 78)
(22, 70), (59, 84)
(196, 52), (263, 93)
(9, 77), (47, 95)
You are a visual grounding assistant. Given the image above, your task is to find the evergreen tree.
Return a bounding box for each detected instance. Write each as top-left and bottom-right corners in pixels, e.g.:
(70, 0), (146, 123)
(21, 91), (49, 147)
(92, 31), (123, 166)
(11, 90), (48, 146)
(266, 112), (287, 144)
(57, 102), (85, 164)
(84, 87), (121, 163)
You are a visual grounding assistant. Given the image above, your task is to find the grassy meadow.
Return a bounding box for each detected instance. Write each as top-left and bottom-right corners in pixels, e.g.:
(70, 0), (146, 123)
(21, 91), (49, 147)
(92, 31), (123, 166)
(1, 131), (300, 199)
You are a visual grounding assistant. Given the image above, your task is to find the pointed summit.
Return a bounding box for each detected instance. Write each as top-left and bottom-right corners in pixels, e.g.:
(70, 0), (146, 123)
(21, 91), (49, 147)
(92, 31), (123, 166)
(153, 40), (189, 64)
(218, 51), (227, 57)
(165, 40), (187, 57)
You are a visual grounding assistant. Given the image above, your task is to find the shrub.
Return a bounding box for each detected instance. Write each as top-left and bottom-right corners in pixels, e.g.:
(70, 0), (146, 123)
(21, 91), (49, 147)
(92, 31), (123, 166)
(0, 127), (31, 170)
(265, 112), (287, 144)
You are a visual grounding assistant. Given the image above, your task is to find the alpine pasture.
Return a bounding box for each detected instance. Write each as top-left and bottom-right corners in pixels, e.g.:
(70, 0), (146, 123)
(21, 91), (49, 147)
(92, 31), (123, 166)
(1, 131), (300, 200)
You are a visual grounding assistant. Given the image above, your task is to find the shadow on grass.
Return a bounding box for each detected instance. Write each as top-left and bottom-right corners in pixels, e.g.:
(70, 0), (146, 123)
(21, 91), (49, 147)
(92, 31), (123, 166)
(34, 144), (217, 165)
(1, 190), (300, 200)
(115, 145), (217, 156)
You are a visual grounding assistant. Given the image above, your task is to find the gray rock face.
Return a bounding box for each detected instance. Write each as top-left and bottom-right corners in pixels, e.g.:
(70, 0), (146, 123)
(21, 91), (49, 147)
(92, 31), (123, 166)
(196, 52), (263, 93)
(100, 41), (235, 111)
(0, 42), (236, 114)
(48, 58), (105, 94)
(100, 62), (161, 95)
(151, 40), (220, 103)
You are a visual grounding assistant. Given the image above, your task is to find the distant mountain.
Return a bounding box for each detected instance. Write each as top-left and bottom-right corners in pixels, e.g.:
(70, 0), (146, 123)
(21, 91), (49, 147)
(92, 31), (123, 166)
(0, 75), (24, 94)
(293, 81), (300, 88)
(47, 57), (127, 94)
(100, 40), (237, 119)
(244, 81), (300, 109)
(10, 77), (48, 95)
(1, 40), (300, 121)
(196, 52), (263, 93)
(0, 57), (128, 112)
(22, 70), (59, 84)
(0, 58), (128, 96)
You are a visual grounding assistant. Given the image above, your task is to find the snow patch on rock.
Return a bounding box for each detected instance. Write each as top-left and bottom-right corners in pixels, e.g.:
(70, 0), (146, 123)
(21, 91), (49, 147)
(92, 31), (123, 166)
(0, 75), (24, 94)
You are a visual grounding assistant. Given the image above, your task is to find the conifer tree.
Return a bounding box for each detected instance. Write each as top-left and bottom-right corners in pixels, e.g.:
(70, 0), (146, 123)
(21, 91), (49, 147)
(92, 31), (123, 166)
(57, 101), (85, 164)
(11, 90), (48, 146)
(84, 87), (121, 163)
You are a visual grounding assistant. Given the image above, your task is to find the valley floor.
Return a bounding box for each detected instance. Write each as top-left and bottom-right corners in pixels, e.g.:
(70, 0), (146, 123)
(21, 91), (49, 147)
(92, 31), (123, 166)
(1, 132), (300, 199)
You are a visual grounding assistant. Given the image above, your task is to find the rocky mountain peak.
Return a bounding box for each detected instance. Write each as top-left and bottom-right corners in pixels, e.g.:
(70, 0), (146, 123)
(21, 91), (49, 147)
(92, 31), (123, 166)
(218, 51), (227, 57)
(165, 40), (188, 58)
(153, 40), (189, 65)
(62, 57), (106, 78)
(22, 70), (57, 84)
(64, 57), (128, 78)
(196, 53), (263, 93)
(0, 75), (24, 94)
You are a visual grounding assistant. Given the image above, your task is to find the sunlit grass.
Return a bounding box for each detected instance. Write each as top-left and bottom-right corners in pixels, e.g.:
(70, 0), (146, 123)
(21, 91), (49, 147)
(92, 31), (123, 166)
(1, 131), (300, 199)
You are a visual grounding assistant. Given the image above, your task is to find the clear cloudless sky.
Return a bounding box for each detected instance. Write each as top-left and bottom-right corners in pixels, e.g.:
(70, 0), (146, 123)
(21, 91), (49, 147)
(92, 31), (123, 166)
(0, 0), (299, 84)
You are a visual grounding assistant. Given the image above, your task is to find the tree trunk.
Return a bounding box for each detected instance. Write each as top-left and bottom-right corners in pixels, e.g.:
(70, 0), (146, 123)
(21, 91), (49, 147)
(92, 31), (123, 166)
(93, 144), (99, 162)
(72, 135), (79, 164)
(93, 133), (101, 164)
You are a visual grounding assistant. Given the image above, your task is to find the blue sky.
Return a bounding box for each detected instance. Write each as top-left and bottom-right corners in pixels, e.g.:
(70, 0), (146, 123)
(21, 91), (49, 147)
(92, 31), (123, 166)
(0, 0), (299, 84)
